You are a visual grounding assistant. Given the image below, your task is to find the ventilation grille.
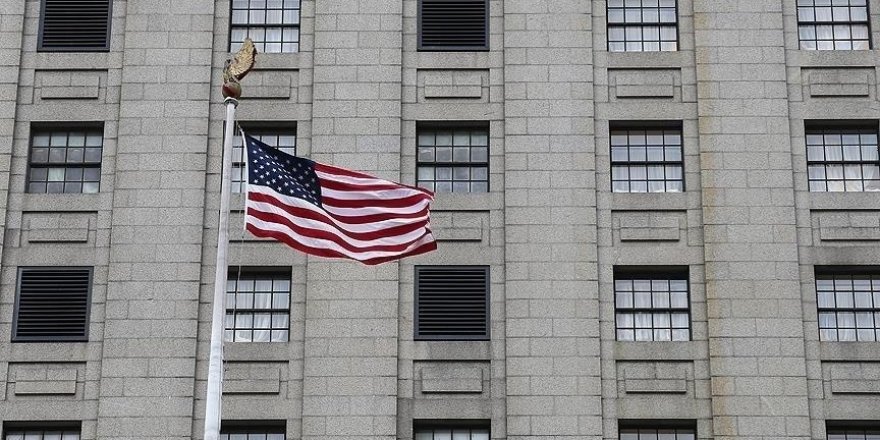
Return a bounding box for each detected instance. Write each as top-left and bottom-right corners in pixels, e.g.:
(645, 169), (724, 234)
(14, 268), (91, 341)
(420, 0), (488, 50)
(416, 267), (489, 340)
(40, 0), (111, 50)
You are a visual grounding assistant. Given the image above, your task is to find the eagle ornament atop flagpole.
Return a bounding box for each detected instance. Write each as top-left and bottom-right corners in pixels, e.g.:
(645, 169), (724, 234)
(204, 38), (257, 440)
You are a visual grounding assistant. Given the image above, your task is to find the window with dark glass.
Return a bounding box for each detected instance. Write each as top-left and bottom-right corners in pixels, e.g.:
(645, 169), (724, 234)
(607, 0), (678, 52)
(220, 422), (285, 440)
(4, 426), (81, 440)
(615, 268), (690, 342)
(419, 0), (489, 51)
(798, 0), (870, 50)
(806, 126), (880, 192)
(225, 269), (291, 342)
(816, 271), (880, 342)
(415, 266), (489, 340)
(232, 128), (296, 193)
(417, 124), (489, 193)
(27, 127), (103, 194)
(414, 422), (489, 440)
(827, 426), (880, 440)
(230, 0), (301, 53)
(620, 427), (695, 440)
(13, 267), (92, 342)
(39, 0), (111, 51)
(611, 127), (683, 193)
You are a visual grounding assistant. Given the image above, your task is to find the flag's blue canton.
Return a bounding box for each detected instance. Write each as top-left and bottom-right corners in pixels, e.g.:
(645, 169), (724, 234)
(246, 135), (323, 207)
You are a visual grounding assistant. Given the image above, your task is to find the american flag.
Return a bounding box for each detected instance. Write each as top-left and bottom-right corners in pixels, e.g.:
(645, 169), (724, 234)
(242, 133), (437, 265)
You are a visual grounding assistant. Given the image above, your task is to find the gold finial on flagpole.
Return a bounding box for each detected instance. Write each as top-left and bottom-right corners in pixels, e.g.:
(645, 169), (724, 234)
(222, 38), (257, 99)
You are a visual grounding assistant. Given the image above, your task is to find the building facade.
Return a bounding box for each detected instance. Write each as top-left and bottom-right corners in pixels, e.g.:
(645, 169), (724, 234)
(0, 0), (879, 439)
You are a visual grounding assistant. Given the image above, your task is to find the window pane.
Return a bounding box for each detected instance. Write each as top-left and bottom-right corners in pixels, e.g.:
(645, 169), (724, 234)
(611, 128), (683, 193)
(226, 271), (292, 342)
(615, 272), (689, 341)
(417, 126), (490, 193)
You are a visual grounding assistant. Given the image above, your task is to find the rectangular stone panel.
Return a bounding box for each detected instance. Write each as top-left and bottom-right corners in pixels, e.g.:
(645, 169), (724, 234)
(35, 69), (104, 100)
(812, 210), (880, 242)
(419, 69), (487, 100)
(613, 210), (685, 242)
(805, 68), (873, 98)
(23, 211), (95, 244)
(610, 68), (678, 99)
(824, 362), (880, 395)
(222, 361), (284, 395)
(617, 360), (692, 395)
(8, 363), (81, 396)
(414, 361), (489, 396)
(246, 69), (298, 100)
(431, 210), (488, 242)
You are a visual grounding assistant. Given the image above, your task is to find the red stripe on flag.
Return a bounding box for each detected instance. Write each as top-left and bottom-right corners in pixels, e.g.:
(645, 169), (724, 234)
(246, 223), (437, 265)
(248, 191), (429, 224)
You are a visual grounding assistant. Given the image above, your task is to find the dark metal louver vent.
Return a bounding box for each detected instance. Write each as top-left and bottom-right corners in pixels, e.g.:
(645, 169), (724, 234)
(39, 0), (112, 51)
(415, 266), (489, 340)
(419, 0), (488, 50)
(14, 268), (92, 341)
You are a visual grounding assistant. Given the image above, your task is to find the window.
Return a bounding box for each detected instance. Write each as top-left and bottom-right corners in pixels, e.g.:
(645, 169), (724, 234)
(415, 266), (489, 340)
(816, 271), (880, 342)
(27, 127), (103, 194)
(39, 0), (111, 51)
(233, 129), (296, 193)
(615, 268), (690, 341)
(620, 427), (695, 440)
(13, 268), (92, 342)
(798, 0), (870, 50)
(611, 127), (683, 193)
(220, 423), (285, 440)
(414, 423), (489, 440)
(827, 426), (880, 440)
(417, 124), (489, 193)
(607, 0), (678, 52)
(225, 269), (291, 342)
(419, 0), (489, 51)
(230, 0), (301, 53)
(807, 126), (880, 192)
(4, 427), (81, 440)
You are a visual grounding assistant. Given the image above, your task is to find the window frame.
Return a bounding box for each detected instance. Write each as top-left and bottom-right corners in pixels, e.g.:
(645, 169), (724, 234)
(414, 265), (491, 341)
(220, 420), (286, 440)
(609, 122), (685, 193)
(413, 420), (491, 440)
(228, 0), (302, 53)
(418, 0), (490, 51)
(606, 0), (680, 52)
(3, 422), (82, 440)
(416, 122), (490, 194)
(37, 0), (112, 52)
(805, 121), (880, 193)
(815, 266), (880, 342)
(826, 422), (880, 440)
(613, 266), (691, 342)
(225, 267), (292, 343)
(618, 420), (697, 440)
(12, 267), (93, 343)
(797, 0), (872, 50)
(26, 123), (105, 195)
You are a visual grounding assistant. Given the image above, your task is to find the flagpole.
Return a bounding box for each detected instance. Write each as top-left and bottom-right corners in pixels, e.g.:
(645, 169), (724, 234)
(204, 96), (238, 440)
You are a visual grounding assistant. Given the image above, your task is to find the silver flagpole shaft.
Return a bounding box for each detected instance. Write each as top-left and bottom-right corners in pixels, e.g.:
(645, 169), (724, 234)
(204, 96), (238, 440)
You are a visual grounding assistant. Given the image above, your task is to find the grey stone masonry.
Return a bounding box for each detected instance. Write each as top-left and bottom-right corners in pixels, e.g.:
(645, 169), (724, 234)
(303, 1), (402, 440)
(504, 1), (601, 439)
(694, 1), (811, 440)
(97, 1), (216, 438)
(3, 0), (880, 438)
